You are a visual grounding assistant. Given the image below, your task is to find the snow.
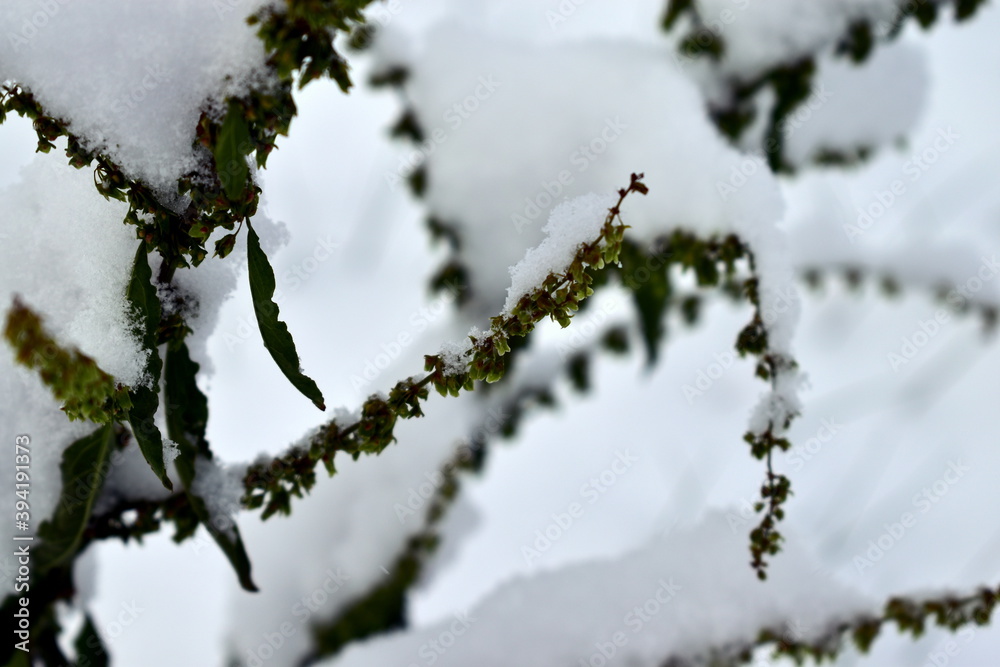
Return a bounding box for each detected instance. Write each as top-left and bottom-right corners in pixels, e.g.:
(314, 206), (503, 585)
(0, 161), (286, 598)
(192, 457), (246, 540)
(783, 42), (929, 166)
(2, 0), (1000, 665)
(439, 333), (477, 375)
(91, 441), (174, 517)
(0, 0), (276, 197)
(389, 23), (787, 318)
(0, 0), (291, 596)
(503, 193), (616, 314)
(0, 155), (147, 596)
(689, 0), (900, 82)
(0, 156), (149, 386)
(782, 166), (1000, 309)
(748, 366), (807, 436)
(163, 439), (181, 466)
(171, 210), (285, 377)
(325, 512), (872, 667)
(387, 20), (801, 399)
(225, 393), (479, 667)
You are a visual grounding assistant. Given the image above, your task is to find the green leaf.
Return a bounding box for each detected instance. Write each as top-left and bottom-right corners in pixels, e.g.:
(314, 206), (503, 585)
(35, 424), (115, 572)
(74, 614), (109, 667)
(125, 243), (171, 490)
(165, 342), (258, 592)
(618, 241), (670, 365)
(164, 342), (209, 454)
(246, 220), (326, 410)
(186, 482), (258, 592)
(214, 102), (252, 201)
(214, 232), (238, 259)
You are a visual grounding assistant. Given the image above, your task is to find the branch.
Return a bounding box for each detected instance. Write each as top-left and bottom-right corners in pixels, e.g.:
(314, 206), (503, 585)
(722, 582), (1000, 666)
(242, 174), (649, 518)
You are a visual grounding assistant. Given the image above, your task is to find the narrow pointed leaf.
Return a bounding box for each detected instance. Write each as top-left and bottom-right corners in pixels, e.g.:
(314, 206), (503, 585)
(125, 242), (171, 490)
(165, 342), (258, 591)
(186, 487), (258, 592)
(246, 220), (326, 410)
(164, 342), (208, 455)
(35, 424), (114, 572)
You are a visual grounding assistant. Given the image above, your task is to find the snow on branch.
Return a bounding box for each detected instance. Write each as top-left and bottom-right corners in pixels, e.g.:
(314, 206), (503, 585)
(241, 174), (649, 518)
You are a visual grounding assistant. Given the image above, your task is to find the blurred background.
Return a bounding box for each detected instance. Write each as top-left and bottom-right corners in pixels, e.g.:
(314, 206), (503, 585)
(2, 0), (1000, 665)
